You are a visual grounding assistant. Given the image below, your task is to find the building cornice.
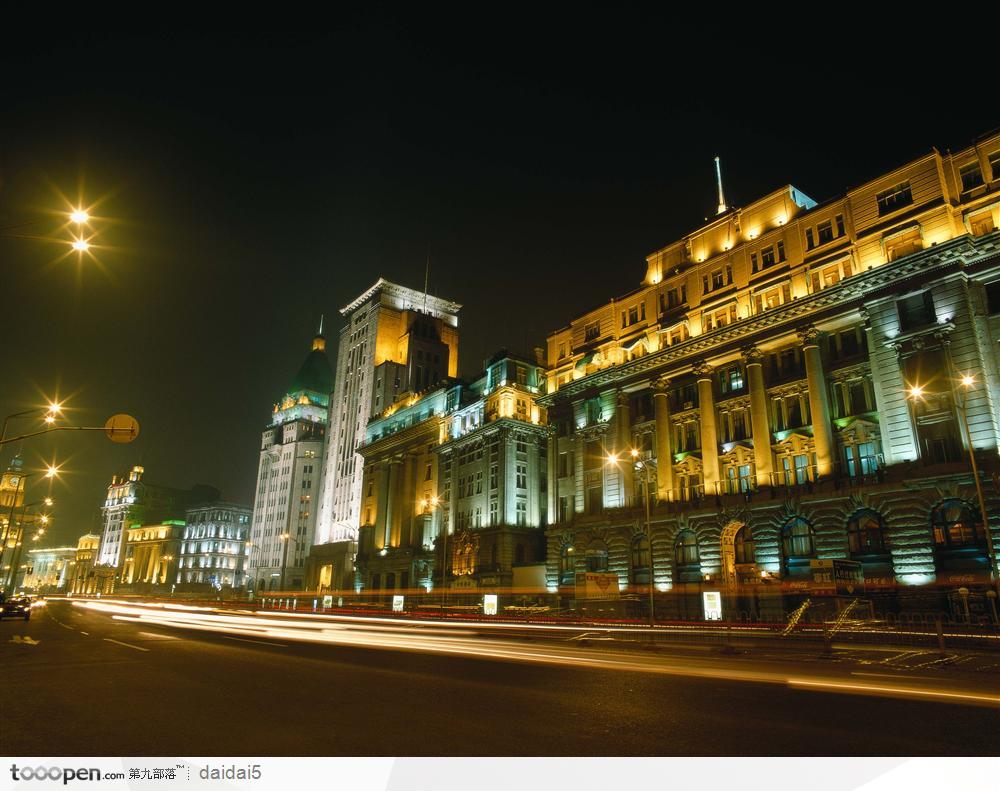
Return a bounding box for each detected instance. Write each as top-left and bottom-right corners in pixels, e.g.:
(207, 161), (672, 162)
(340, 277), (462, 318)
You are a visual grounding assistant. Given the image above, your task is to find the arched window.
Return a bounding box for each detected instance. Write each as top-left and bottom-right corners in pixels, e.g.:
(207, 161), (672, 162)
(586, 541), (609, 572)
(781, 517), (815, 558)
(630, 535), (651, 585)
(674, 530), (700, 582)
(734, 526), (756, 565)
(931, 499), (983, 548)
(559, 546), (575, 585)
(847, 509), (886, 555)
(674, 530), (699, 565)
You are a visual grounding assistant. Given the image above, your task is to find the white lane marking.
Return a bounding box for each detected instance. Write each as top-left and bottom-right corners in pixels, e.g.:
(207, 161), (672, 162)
(138, 631), (179, 640)
(79, 631), (89, 635)
(57, 623), (74, 630)
(103, 638), (150, 652)
(224, 636), (289, 648)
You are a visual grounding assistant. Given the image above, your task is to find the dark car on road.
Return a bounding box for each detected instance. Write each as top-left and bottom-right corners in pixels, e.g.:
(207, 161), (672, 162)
(0, 596), (31, 621)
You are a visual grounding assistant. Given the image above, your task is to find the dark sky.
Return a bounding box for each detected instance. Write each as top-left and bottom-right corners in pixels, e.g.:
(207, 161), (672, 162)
(2, 20), (996, 545)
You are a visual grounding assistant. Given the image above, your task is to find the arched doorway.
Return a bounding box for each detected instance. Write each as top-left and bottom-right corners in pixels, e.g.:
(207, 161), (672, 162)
(720, 521), (759, 620)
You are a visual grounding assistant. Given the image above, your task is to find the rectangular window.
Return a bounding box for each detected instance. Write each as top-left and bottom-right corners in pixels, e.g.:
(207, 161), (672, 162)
(516, 464), (527, 489)
(712, 269), (725, 289)
(876, 181), (913, 215)
(750, 252), (759, 272)
(817, 220), (834, 245)
(584, 321), (600, 342)
(776, 240), (786, 262)
(989, 151), (1000, 182)
(897, 291), (935, 331)
(960, 162), (984, 192)
(805, 228), (815, 250)
(761, 246), (776, 268)
(835, 214), (846, 237)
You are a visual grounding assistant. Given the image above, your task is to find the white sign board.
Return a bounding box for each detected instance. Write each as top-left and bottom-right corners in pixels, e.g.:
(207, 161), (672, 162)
(483, 594), (498, 616)
(392, 595), (405, 612)
(322, 595), (333, 608)
(703, 590), (723, 621)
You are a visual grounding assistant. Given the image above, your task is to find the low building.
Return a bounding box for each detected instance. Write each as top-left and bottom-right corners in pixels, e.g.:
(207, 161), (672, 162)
(355, 350), (550, 596)
(69, 534), (101, 595)
(21, 546), (77, 592)
(117, 522), (184, 593)
(177, 502), (252, 591)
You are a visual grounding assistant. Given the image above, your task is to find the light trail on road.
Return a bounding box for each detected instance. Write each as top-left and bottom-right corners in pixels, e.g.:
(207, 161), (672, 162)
(71, 599), (1000, 708)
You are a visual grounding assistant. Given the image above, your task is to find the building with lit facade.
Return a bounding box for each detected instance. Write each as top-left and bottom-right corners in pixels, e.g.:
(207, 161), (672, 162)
(308, 278), (460, 590)
(69, 533), (101, 595)
(541, 132), (1000, 620)
(117, 522), (184, 592)
(355, 350), (550, 594)
(0, 456), (27, 588)
(177, 502), (252, 590)
(94, 465), (219, 593)
(248, 328), (331, 592)
(21, 545), (77, 592)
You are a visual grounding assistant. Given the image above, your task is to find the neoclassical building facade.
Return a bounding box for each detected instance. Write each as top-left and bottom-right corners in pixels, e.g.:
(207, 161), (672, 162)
(541, 132), (1000, 619)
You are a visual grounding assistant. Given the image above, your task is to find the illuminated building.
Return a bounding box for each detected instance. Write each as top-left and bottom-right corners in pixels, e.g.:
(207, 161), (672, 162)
(68, 534), (101, 595)
(355, 350), (550, 594)
(248, 326), (331, 592)
(94, 467), (219, 593)
(308, 278), (460, 590)
(118, 522), (184, 591)
(21, 545), (77, 592)
(177, 502), (252, 590)
(0, 456), (27, 580)
(542, 132), (1000, 617)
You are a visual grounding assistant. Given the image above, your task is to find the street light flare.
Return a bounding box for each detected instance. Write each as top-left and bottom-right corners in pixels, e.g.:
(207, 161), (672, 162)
(71, 238), (90, 252)
(70, 209), (90, 224)
(908, 385), (924, 399)
(961, 375), (974, 387)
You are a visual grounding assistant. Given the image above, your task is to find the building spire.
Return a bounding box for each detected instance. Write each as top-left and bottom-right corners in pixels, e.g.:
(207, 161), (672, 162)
(714, 155), (728, 215)
(312, 315), (326, 352)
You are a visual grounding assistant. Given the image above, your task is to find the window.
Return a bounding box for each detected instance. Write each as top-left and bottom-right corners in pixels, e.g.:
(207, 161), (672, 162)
(630, 535), (651, 585)
(712, 269), (725, 289)
(897, 291), (935, 331)
(516, 464), (527, 489)
(586, 543), (609, 572)
(817, 220), (834, 245)
(847, 509), (886, 556)
(959, 162), (984, 192)
(584, 321), (600, 342)
(989, 151), (1000, 182)
(559, 546), (575, 584)
(516, 501), (527, 526)
(674, 530), (699, 565)
(876, 181), (913, 215)
(986, 281), (1000, 316)
(885, 227), (923, 262)
(781, 517), (815, 558)
(734, 526), (755, 565)
(931, 499), (984, 548)
(761, 246), (776, 267)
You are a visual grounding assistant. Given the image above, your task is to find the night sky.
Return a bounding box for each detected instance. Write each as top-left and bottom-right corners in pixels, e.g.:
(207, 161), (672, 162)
(2, 21), (996, 544)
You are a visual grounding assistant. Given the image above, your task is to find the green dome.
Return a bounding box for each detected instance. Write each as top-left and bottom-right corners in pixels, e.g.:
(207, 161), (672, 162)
(289, 334), (333, 396)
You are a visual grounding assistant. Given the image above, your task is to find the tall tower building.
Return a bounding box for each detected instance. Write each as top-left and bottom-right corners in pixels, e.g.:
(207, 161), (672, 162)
(247, 326), (332, 591)
(308, 279), (460, 588)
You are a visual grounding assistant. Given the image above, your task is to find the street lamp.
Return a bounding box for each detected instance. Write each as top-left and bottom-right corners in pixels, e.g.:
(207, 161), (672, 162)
(607, 449), (658, 627)
(70, 209), (90, 224)
(907, 375), (997, 593)
(1, 402), (62, 447)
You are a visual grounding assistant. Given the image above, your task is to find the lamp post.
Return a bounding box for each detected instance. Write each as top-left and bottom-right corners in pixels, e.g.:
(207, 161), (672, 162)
(607, 449), (658, 628)
(421, 495), (449, 604)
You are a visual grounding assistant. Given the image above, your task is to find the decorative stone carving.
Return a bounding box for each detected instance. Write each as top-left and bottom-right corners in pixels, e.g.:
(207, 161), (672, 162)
(741, 344), (764, 365)
(797, 325), (822, 347)
(692, 360), (714, 378)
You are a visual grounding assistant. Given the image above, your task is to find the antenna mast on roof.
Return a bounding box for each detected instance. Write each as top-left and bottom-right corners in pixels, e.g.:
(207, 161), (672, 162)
(318, 314), (324, 335)
(714, 155), (728, 215)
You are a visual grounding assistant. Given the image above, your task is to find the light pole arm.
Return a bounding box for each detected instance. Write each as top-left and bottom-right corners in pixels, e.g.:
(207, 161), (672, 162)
(0, 425), (136, 447)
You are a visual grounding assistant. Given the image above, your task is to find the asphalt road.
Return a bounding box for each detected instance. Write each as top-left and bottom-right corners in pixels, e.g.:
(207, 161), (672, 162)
(2, 600), (997, 756)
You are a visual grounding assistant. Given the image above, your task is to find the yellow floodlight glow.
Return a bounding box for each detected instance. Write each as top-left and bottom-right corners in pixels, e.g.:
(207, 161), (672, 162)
(961, 375), (974, 388)
(908, 385), (924, 400)
(71, 238), (90, 252)
(70, 209), (90, 224)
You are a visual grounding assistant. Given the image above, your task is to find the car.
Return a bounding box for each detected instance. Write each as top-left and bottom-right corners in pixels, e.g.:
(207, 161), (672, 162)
(0, 597), (31, 621)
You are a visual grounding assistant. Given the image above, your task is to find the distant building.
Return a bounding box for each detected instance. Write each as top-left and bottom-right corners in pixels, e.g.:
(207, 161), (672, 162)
(0, 456), (27, 588)
(118, 522), (184, 592)
(69, 534), (101, 595)
(94, 465), (219, 593)
(248, 327), (331, 592)
(21, 546), (77, 592)
(308, 279), (461, 591)
(355, 350), (550, 594)
(178, 502), (251, 590)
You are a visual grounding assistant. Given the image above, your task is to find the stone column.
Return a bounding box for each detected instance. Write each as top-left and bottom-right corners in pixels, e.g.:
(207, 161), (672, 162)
(799, 325), (835, 478)
(395, 452), (415, 548)
(742, 345), (774, 487)
(616, 390), (634, 506)
(382, 458), (399, 549)
(694, 361), (721, 495)
(546, 428), (558, 524)
(373, 461), (389, 551)
(652, 377), (674, 501)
